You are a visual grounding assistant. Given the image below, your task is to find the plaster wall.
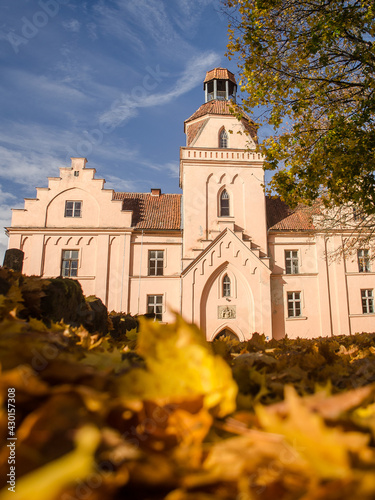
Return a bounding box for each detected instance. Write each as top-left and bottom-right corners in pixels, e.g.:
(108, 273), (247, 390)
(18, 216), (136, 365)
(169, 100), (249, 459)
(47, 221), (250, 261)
(188, 115), (256, 149)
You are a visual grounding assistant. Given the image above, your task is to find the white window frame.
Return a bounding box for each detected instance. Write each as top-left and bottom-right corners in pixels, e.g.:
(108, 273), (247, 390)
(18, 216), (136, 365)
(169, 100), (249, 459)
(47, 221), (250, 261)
(147, 294), (163, 320)
(148, 250), (164, 276)
(361, 289), (374, 314)
(285, 250), (299, 274)
(287, 291), (302, 318)
(65, 200), (82, 218)
(61, 250), (79, 277)
(358, 249), (370, 273)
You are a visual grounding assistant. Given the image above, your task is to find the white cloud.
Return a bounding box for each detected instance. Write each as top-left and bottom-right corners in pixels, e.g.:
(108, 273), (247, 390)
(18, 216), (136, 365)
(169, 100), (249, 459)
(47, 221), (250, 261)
(6, 68), (88, 103)
(93, 2), (145, 53)
(135, 160), (180, 179)
(62, 19), (81, 33)
(99, 51), (220, 127)
(104, 175), (138, 192)
(86, 22), (98, 41)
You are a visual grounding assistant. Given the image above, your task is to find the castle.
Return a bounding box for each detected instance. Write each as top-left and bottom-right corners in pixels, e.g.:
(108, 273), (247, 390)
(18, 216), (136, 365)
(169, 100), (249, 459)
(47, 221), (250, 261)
(6, 69), (374, 339)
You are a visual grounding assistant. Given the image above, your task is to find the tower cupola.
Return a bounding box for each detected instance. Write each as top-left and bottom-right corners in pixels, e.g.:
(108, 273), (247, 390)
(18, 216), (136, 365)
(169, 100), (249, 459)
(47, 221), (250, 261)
(204, 68), (237, 103)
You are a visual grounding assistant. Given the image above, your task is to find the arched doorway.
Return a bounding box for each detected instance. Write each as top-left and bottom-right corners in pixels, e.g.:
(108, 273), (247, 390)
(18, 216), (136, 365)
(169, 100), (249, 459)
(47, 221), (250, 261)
(213, 328), (239, 341)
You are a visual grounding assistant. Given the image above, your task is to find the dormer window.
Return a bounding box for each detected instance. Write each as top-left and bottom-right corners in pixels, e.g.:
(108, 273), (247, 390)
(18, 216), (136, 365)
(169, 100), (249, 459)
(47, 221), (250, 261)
(219, 129), (228, 148)
(220, 189), (230, 216)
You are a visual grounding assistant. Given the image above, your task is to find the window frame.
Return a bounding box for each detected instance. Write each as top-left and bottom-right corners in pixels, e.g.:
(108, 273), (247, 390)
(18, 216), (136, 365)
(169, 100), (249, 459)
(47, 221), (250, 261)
(147, 294), (163, 321)
(219, 128), (228, 148)
(148, 250), (164, 276)
(64, 200), (82, 218)
(361, 289), (374, 314)
(287, 291), (302, 318)
(223, 274), (231, 297)
(61, 250), (79, 278)
(285, 250), (299, 274)
(219, 189), (230, 217)
(358, 249), (370, 273)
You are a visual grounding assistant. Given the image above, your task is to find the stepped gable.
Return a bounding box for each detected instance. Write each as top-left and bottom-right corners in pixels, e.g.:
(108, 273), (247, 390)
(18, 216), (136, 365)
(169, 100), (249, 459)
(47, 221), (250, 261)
(267, 197), (321, 231)
(113, 192), (181, 230)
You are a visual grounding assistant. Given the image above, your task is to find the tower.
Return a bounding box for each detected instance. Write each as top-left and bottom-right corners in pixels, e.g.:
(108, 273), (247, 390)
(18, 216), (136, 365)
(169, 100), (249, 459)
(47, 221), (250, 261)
(180, 68), (272, 339)
(180, 68), (268, 262)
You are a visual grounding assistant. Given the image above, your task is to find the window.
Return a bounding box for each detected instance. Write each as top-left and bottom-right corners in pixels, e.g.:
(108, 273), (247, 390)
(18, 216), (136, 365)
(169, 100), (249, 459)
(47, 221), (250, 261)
(61, 250), (79, 277)
(65, 201), (82, 217)
(219, 129), (228, 148)
(148, 250), (164, 276)
(74, 171), (79, 177)
(361, 289), (374, 314)
(358, 249), (370, 272)
(220, 189), (230, 217)
(147, 295), (163, 320)
(285, 250), (299, 274)
(223, 274), (231, 297)
(287, 292), (301, 318)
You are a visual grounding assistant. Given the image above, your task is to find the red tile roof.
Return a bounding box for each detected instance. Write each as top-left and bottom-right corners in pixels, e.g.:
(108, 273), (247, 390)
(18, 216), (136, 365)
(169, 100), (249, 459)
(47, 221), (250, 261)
(113, 192), (181, 230)
(111, 193), (318, 233)
(267, 197), (321, 231)
(185, 100), (236, 123)
(204, 68), (237, 85)
(185, 100), (258, 144)
(186, 119), (207, 146)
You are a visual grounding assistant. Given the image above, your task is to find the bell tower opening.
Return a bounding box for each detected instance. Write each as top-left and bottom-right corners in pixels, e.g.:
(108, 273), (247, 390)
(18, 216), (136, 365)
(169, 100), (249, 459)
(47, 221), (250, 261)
(204, 68), (237, 103)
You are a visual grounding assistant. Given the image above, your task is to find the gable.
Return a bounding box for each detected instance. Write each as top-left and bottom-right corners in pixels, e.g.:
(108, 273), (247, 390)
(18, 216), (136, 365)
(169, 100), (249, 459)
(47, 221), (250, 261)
(182, 227), (271, 277)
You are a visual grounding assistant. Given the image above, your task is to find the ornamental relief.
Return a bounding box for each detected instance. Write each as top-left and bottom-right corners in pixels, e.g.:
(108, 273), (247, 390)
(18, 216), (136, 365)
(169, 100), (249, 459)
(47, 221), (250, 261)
(218, 305), (236, 319)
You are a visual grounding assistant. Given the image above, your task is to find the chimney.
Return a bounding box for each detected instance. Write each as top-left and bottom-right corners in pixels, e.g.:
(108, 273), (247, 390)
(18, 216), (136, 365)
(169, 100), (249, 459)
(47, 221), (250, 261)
(151, 188), (161, 197)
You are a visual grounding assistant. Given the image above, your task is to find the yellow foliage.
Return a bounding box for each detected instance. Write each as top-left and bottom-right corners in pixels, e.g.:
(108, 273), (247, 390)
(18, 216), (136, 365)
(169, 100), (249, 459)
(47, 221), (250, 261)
(0, 426), (100, 500)
(117, 316), (238, 418)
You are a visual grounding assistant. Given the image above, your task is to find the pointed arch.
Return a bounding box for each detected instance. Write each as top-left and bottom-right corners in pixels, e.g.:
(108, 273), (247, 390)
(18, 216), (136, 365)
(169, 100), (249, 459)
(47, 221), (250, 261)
(219, 188), (230, 217)
(219, 127), (228, 148)
(210, 325), (245, 342)
(217, 266), (237, 299)
(213, 328), (239, 341)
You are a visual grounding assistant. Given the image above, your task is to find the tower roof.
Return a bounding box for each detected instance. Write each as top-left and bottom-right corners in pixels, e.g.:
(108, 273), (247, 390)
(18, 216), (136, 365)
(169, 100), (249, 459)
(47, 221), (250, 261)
(204, 68), (237, 85)
(185, 100), (235, 123)
(184, 100), (258, 145)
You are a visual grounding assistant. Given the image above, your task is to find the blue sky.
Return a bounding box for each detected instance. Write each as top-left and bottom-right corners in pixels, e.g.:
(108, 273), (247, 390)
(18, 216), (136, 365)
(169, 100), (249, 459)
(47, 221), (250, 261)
(0, 0), (260, 262)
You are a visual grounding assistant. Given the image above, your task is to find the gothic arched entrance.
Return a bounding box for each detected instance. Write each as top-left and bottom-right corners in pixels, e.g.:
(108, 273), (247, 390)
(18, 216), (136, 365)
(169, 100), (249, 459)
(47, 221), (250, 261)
(213, 328), (239, 341)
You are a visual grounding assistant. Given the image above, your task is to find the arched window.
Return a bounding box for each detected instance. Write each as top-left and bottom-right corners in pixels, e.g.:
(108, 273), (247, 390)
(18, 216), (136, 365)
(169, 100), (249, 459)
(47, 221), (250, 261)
(223, 274), (231, 297)
(220, 189), (230, 216)
(219, 129), (228, 148)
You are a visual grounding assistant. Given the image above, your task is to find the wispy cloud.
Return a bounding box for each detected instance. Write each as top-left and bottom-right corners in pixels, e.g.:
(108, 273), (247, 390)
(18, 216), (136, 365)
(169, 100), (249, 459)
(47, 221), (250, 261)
(5, 68), (88, 104)
(99, 51), (220, 127)
(104, 175), (139, 192)
(93, 0), (199, 59)
(86, 22), (97, 41)
(135, 159), (180, 179)
(62, 19), (81, 33)
(93, 1), (146, 53)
